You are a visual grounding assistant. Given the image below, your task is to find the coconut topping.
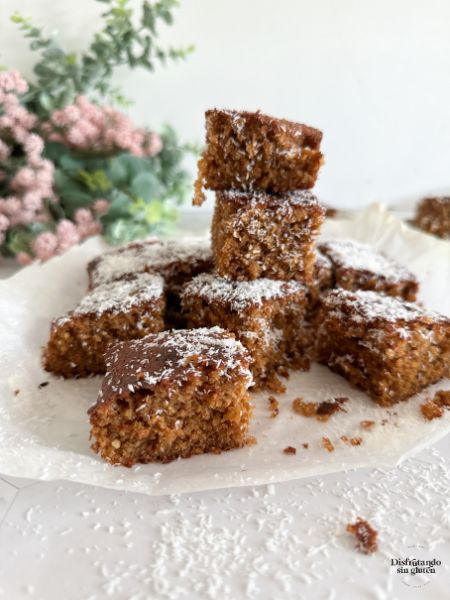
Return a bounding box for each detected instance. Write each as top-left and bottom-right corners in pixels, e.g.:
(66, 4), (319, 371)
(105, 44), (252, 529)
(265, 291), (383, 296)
(182, 273), (305, 312)
(88, 238), (212, 288)
(97, 327), (253, 402)
(56, 273), (164, 324)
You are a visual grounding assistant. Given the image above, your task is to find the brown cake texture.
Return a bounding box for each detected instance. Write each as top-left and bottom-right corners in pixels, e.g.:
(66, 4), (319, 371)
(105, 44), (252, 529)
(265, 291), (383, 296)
(181, 273), (307, 389)
(211, 189), (325, 283)
(87, 237), (213, 327)
(193, 109), (324, 206)
(89, 327), (253, 466)
(413, 196), (450, 239)
(316, 289), (450, 406)
(43, 273), (165, 378)
(319, 239), (418, 301)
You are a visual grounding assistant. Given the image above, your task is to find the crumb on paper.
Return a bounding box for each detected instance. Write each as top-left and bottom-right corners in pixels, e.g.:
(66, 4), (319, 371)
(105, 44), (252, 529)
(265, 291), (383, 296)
(246, 436), (257, 446)
(13, 389), (20, 396)
(421, 390), (450, 421)
(268, 396), (279, 418)
(292, 396), (347, 421)
(38, 381), (49, 389)
(341, 436), (363, 446)
(266, 372), (286, 394)
(283, 446), (296, 455)
(302, 443), (309, 449)
(322, 437), (334, 452)
(360, 420), (375, 429)
(346, 518), (378, 554)
(277, 365), (290, 379)
(421, 400), (443, 421)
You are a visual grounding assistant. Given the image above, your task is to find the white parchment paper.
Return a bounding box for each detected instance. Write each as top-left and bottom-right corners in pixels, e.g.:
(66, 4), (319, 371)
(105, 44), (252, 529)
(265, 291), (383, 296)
(0, 204), (449, 496)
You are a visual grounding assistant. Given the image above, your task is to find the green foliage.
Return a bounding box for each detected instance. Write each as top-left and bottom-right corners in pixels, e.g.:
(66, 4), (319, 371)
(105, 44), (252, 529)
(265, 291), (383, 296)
(12, 0), (194, 117)
(46, 125), (193, 245)
(2, 1), (196, 258)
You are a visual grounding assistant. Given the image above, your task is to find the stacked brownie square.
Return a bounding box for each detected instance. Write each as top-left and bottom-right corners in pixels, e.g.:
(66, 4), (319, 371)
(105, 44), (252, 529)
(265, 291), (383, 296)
(183, 109), (325, 389)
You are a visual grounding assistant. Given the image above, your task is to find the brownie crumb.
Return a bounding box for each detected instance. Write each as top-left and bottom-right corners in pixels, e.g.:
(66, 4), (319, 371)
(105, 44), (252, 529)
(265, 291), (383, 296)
(293, 396), (347, 421)
(420, 389), (450, 421)
(346, 518), (378, 554)
(268, 396), (279, 418)
(360, 420), (375, 429)
(421, 400), (444, 421)
(38, 381), (49, 389)
(266, 372), (286, 394)
(247, 436), (257, 446)
(322, 437), (334, 452)
(277, 365), (290, 379)
(341, 436), (363, 446)
(302, 443), (309, 449)
(283, 446), (297, 455)
(13, 389), (20, 396)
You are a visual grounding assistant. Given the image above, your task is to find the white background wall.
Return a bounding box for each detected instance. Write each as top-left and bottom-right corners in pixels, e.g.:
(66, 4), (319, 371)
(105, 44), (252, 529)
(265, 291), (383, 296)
(1, 0), (450, 210)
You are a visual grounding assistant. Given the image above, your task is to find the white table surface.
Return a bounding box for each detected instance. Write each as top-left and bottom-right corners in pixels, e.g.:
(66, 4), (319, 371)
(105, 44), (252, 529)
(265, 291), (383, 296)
(1, 210), (449, 600)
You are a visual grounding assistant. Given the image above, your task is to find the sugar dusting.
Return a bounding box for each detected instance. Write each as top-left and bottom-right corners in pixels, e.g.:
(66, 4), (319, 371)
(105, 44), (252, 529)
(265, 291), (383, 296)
(2, 444), (450, 598)
(324, 289), (448, 324)
(182, 273), (305, 312)
(57, 273), (164, 323)
(100, 327), (253, 401)
(319, 239), (416, 284)
(89, 238), (212, 288)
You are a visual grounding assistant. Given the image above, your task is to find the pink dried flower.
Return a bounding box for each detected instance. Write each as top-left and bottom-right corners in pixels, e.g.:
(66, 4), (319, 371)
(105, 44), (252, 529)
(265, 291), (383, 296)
(56, 219), (80, 253)
(93, 199), (110, 216)
(43, 96), (161, 157)
(0, 70), (28, 94)
(0, 214), (9, 231)
(32, 232), (58, 261)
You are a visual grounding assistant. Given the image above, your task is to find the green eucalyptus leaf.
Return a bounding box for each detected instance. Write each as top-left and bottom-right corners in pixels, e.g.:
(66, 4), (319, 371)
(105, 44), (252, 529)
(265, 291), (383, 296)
(130, 171), (161, 201)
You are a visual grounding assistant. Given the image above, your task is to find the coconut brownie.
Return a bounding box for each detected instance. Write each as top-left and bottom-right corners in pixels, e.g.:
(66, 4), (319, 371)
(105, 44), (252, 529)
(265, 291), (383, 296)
(319, 239), (418, 301)
(87, 237), (213, 327)
(413, 196), (450, 239)
(193, 109), (324, 206)
(44, 273), (165, 378)
(89, 327), (253, 466)
(181, 273), (307, 389)
(211, 190), (325, 283)
(316, 289), (450, 406)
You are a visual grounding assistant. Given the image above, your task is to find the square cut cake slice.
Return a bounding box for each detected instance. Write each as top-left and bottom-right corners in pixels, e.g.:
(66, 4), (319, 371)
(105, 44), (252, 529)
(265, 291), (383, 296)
(43, 273), (165, 378)
(413, 196), (450, 240)
(181, 273), (307, 389)
(211, 189), (325, 283)
(88, 327), (253, 466)
(87, 237), (213, 327)
(318, 239), (418, 301)
(193, 109), (324, 205)
(317, 289), (450, 406)
(87, 237), (213, 290)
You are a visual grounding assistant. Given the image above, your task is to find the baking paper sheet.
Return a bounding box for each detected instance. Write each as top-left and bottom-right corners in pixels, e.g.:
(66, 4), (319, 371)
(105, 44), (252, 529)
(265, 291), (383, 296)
(0, 204), (449, 496)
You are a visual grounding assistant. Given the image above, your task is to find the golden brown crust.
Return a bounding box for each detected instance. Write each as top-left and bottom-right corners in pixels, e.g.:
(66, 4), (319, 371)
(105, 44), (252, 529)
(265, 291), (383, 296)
(89, 328), (253, 466)
(211, 190), (325, 283)
(316, 289), (450, 406)
(413, 196), (450, 239)
(193, 109), (324, 205)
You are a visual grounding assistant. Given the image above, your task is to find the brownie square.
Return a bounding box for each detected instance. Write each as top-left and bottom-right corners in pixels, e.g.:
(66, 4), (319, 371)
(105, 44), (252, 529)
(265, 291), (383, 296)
(211, 190), (325, 283)
(413, 196), (450, 239)
(87, 237), (213, 290)
(193, 109), (324, 205)
(319, 239), (419, 301)
(87, 237), (213, 328)
(43, 273), (165, 378)
(181, 274), (307, 389)
(317, 289), (450, 406)
(89, 327), (253, 466)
